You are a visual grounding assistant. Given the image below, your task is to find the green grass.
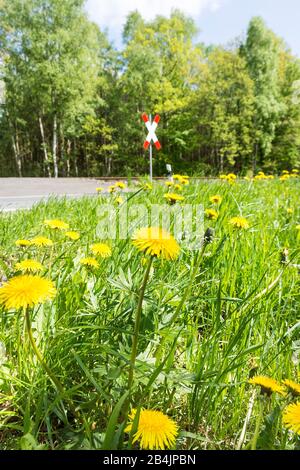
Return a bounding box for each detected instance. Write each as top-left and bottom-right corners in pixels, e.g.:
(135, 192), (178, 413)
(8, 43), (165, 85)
(0, 178), (299, 450)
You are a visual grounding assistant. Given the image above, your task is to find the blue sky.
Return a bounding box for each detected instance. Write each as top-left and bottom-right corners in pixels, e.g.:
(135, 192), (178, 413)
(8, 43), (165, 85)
(85, 0), (300, 56)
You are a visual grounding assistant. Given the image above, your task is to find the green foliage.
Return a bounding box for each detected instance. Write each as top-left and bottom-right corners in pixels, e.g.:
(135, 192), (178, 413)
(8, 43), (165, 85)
(0, 0), (106, 176)
(256, 405), (281, 450)
(0, 4), (299, 176)
(270, 53), (300, 171)
(194, 49), (255, 171)
(242, 17), (288, 169)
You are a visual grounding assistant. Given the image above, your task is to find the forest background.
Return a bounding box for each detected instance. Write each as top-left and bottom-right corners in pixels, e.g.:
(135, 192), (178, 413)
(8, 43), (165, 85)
(0, 0), (300, 178)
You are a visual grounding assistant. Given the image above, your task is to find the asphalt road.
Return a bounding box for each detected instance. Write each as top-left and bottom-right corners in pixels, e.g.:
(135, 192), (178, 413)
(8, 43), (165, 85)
(0, 178), (118, 212)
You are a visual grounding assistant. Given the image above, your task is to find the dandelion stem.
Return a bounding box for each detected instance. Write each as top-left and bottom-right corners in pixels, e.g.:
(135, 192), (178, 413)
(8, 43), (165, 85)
(170, 242), (207, 324)
(155, 241), (208, 361)
(251, 397), (264, 450)
(236, 390), (256, 450)
(127, 257), (153, 395)
(24, 306), (64, 395)
(122, 257), (153, 440)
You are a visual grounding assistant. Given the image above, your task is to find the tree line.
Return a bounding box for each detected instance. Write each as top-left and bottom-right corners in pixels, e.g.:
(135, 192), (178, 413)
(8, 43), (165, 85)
(0, 0), (299, 177)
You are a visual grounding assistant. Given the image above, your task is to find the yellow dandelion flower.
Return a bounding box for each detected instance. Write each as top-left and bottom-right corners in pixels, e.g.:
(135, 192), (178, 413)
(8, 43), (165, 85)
(0, 275), (56, 310)
(80, 257), (99, 268)
(96, 187), (103, 193)
(30, 236), (53, 247)
(171, 174), (187, 184)
(282, 170), (290, 175)
(255, 172), (270, 180)
(283, 379), (300, 397)
(115, 181), (126, 189)
(174, 184), (183, 191)
(132, 227), (180, 260)
(254, 174), (267, 180)
(249, 375), (285, 396)
(164, 193), (185, 205)
(44, 219), (69, 230)
(15, 260), (43, 273)
(225, 173), (236, 181)
(209, 195), (222, 205)
(292, 169), (299, 174)
(65, 231), (80, 241)
(91, 243), (112, 258)
(108, 185), (116, 193)
(141, 257), (148, 266)
(143, 183), (152, 190)
(283, 402), (300, 434)
(115, 196), (124, 205)
(165, 181), (174, 187)
(205, 209), (218, 220)
(15, 239), (31, 247)
(220, 174), (227, 180)
(229, 216), (250, 230)
(125, 409), (178, 450)
(287, 208), (294, 215)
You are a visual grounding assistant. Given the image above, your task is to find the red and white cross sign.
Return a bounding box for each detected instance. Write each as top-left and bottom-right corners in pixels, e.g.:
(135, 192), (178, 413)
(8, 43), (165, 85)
(142, 113), (161, 150)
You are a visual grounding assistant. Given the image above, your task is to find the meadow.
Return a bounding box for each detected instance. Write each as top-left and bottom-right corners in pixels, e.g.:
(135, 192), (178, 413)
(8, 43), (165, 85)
(0, 173), (300, 450)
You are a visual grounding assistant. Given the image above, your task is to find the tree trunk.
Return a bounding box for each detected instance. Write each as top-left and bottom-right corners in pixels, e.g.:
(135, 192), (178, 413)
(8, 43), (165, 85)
(84, 136), (90, 176)
(39, 116), (51, 177)
(66, 139), (71, 177)
(220, 152), (224, 173)
(60, 123), (66, 176)
(15, 131), (20, 160)
(52, 114), (58, 178)
(252, 143), (258, 175)
(7, 113), (22, 177)
(74, 139), (79, 176)
(11, 132), (22, 177)
(105, 156), (112, 176)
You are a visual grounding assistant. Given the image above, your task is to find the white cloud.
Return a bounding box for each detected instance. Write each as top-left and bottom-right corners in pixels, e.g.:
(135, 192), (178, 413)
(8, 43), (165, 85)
(85, 0), (223, 44)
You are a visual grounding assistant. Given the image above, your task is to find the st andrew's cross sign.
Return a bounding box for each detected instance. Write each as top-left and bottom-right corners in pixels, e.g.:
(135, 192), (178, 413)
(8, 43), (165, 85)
(141, 113), (161, 181)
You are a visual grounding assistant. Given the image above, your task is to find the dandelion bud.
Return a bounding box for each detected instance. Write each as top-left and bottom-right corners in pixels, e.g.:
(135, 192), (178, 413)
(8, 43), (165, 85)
(280, 248), (289, 264)
(204, 228), (214, 244)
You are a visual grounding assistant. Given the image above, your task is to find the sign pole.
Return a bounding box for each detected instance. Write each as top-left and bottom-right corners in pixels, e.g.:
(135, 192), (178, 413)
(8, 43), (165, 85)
(149, 114), (153, 182)
(141, 112), (161, 183)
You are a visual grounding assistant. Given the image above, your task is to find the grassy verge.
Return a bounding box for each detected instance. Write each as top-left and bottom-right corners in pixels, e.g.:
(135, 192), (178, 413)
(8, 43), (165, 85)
(0, 177), (299, 450)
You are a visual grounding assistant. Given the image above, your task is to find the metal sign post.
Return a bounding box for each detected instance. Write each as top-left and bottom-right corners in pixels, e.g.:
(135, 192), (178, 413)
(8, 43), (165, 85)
(142, 113), (161, 182)
(149, 116), (153, 181)
(166, 164), (173, 181)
